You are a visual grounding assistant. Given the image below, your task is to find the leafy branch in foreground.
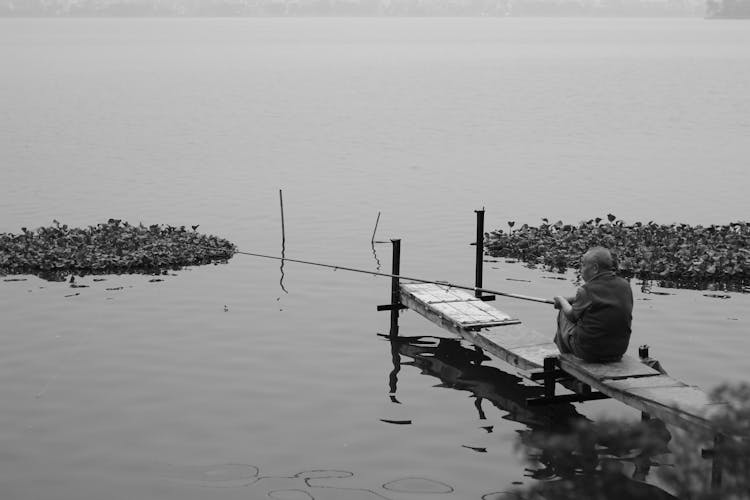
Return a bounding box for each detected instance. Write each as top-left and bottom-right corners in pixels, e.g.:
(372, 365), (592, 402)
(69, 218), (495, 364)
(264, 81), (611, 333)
(506, 382), (750, 500)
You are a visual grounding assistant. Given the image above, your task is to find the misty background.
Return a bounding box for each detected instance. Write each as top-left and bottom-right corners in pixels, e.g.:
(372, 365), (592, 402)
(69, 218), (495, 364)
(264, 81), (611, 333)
(2, 1), (749, 498)
(1, 0), (718, 17)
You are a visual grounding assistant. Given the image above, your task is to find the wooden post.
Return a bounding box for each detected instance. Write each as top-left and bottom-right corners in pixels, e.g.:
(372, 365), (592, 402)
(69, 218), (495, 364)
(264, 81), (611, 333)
(474, 209), (484, 298)
(711, 433), (724, 490)
(390, 239), (401, 337)
(639, 345), (652, 420)
(474, 209), (494, 301)
(543, 357), (557, 399)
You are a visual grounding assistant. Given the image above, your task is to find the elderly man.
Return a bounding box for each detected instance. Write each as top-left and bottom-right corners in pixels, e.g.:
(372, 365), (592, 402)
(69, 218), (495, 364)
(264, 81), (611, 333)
(553, 247), (633, 362)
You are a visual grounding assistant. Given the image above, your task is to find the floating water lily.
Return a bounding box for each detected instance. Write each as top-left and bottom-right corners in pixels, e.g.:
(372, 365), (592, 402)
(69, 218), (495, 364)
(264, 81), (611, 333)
(0, 219), (236, 281)
(486, 216), (749, 291)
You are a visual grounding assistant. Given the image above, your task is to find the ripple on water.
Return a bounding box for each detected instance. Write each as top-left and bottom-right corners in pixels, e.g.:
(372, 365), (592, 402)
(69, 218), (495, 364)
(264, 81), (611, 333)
(269, 490), (314, 500)
(383, 477), (454, 494)
(163, 463), (259, 487)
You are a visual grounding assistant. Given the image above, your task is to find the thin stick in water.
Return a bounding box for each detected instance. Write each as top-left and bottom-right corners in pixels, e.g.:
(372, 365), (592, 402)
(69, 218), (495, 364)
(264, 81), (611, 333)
(278, 189), (288, 294)
(279, 189), (286, 245)
(371, 211), (381, 243)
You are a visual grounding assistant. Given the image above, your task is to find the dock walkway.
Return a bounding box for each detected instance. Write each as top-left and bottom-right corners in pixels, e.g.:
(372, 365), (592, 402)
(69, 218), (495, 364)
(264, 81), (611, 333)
(398, 282), (725, 434)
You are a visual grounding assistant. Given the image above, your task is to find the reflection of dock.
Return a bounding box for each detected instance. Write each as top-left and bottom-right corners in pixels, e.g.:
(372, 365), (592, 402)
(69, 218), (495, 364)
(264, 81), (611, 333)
(392, 335), (583, 430)
(388, 335), (676, 498)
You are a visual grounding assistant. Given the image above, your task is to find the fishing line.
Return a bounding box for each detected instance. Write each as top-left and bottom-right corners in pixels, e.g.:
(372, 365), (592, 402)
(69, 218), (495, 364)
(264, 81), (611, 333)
(234, 250), (554, 305)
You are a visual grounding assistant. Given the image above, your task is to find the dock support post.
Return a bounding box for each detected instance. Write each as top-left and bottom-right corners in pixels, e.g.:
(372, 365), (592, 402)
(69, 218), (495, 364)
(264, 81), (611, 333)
(527, 357), (610, 406)
(543, 357), (557, 399)
(710, 433), (724, 490)
(389, 239), (401, 337)
(474, 209), (494, 302)
(638, 345), (652, 421)
(376, 239), (407, 335)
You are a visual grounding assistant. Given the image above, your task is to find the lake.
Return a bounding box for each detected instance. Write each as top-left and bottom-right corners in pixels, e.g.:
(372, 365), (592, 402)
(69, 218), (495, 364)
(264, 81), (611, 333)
(1, 17), (749, 499)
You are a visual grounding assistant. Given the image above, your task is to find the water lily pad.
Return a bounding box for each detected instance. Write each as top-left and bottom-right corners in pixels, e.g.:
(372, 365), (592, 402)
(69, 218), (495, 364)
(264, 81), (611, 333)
(486, 217), (749, 292)
(0, 219), (235, 281)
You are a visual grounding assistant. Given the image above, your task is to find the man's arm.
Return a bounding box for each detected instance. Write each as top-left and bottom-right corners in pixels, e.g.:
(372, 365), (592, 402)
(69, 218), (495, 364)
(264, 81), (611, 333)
(553, 296), (578, 321)
(552, 295), (577, 308)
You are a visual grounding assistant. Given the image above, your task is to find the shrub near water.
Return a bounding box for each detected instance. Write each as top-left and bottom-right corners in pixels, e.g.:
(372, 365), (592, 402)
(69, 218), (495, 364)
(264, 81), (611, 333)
(0, 219), (236, 281)
(485, 215), (749, 291)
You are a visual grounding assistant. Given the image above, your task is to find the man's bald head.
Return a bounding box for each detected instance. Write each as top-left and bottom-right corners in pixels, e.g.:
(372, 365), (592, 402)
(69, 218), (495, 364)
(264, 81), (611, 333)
(580, 247), (614, 282)
(583, 247), (614, 271)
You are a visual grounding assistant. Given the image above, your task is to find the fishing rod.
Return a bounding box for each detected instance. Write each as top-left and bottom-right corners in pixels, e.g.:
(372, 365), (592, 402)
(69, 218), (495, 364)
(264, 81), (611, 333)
(235, 250), (555, 305)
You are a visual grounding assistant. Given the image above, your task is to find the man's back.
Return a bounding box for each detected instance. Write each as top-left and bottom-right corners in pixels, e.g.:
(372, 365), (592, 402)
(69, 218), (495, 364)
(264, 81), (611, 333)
(572, 271), (633, 362)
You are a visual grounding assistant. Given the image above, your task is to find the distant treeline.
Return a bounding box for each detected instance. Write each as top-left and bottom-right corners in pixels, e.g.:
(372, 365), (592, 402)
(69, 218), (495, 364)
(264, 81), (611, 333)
(706, 0), (750, 16)
(1, 0), (709, 17)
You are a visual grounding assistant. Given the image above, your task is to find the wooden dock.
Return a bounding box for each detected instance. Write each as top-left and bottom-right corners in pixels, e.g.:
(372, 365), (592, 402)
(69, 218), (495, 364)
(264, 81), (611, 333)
(397, 282), (726, 434)
(375, 211), (737, 490)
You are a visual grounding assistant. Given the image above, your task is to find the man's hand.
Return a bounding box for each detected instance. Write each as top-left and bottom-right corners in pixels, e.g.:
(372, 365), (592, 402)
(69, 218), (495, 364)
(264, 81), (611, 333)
(553, 296), (575, 320)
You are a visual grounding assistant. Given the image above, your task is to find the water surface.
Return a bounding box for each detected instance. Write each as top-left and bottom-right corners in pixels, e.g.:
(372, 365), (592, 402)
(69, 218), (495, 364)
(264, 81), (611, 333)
(1, 17), (749, 499)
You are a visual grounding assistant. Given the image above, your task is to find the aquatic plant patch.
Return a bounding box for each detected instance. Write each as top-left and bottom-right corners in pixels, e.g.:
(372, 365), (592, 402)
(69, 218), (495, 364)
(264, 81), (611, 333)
(0, 219), (236, 281)
(485, 216), (749, 291)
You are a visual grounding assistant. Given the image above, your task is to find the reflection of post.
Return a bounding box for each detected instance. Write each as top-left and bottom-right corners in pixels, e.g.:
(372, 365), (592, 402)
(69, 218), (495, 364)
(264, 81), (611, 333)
(371, 241), (381, 272)
(278, 189), (288, 294)
(388, 338), (401, 401)
(371, 211), (382, 271)
(631, 453), (652, 482)
(474, 396), (486, 420)
(390, 239), (401, 337)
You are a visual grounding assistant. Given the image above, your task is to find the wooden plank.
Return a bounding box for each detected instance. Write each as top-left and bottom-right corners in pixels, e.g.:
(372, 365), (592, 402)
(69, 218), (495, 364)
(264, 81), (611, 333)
(407, 287), (454, 305)
(401, 283), (435, 291)
(429, 302), (474, 323)
(466, 300), (518, 322)
(509, 343), (560, 369)
(431, 301), (516, 326)
(625, 385), (713, 410)
(401, 284), (445, 303)
(404, 283), (477, 304)
(559, 353), (662, 381)
(463, 321), (523, 329)
(606, 375), (688, 391)
(402, 284), (518, 326)
(481, 326), (551, 350)
(400, 290), (472, 338)
(461, 329), (555, 371)
(559, 353), (723, 432)
(400, 284), (557, 371)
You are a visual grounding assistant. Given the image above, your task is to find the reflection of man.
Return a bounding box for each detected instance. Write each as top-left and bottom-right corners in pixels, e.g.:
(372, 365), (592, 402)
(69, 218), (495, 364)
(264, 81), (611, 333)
(553, 247), (633, 362)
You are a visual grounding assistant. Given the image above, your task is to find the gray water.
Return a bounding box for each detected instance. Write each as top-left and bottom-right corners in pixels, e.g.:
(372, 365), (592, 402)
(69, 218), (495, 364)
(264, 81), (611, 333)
(1, 17), (749, 499)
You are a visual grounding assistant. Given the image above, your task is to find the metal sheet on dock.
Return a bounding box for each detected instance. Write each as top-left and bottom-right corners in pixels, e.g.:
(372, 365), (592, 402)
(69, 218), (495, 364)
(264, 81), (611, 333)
(401, 283), (519, 328)
(400, 283), (547, 370)
(559, 353), (662, 381)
